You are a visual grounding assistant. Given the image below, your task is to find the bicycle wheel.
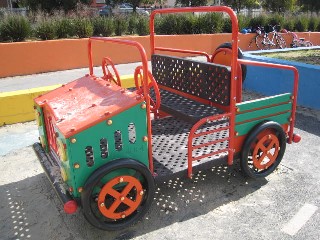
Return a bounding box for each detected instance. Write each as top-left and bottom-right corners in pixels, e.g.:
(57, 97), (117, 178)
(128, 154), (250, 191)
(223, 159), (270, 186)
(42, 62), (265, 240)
(303, 41), (313, 47)
(276, 34), (286, 49)
(255, 34), (268, 50)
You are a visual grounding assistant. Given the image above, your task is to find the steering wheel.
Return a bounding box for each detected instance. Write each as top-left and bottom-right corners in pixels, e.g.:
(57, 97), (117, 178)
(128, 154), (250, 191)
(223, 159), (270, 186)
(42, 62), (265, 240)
(134, 66), (161, 112)
(102, 57), (121, 87)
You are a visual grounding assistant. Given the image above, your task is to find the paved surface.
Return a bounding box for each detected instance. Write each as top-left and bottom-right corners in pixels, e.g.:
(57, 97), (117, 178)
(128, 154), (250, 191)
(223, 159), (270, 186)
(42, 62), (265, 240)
(0, 106), (319, 240)
(0, 62), (143, 92)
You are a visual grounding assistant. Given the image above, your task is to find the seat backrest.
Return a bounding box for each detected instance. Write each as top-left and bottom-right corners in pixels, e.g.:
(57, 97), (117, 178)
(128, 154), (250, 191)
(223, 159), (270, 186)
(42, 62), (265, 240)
(151, 54), (231, 106)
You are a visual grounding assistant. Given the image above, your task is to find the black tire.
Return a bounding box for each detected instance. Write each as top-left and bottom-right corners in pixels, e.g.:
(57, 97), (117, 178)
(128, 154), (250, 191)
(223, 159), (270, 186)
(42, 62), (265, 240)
(81, 159), (155, 231)
(214, 42), (247, 82)
(241, 121), (287, 179)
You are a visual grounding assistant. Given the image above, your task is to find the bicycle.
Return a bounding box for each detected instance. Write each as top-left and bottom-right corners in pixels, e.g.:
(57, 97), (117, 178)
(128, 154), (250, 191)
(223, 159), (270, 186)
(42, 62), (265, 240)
(289, 31), (313, 48)
(249, 25), (287, 50)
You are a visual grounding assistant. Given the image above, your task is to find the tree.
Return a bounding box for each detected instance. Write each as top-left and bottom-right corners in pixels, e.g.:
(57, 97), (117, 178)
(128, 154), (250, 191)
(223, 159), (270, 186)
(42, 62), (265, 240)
(298, 0), (320, 12)
(262, 0), (297, 13)
(26, 0), (91, 12)
(223, 0), (260, 13)
(105, 0), (152, 12)
(175, 0), (207, 7)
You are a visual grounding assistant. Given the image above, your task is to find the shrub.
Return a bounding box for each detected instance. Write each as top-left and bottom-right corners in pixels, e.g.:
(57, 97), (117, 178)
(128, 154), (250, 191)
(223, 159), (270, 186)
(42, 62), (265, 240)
(196, 13), (224, 34)
(237, 14), (250, 31)
(249, 14), (268, 30)
(283, 17), (295, 31)
(177, 14), (196, 34)
(267, 13), (285, 29)
(127, 14), (138, 34)
(136, 16), (149, 36)
(156, 14), (179, 34)
(74, 17), (93, 38)
(114, 16), (128, 36)
(308, 16), (319, 32)
(223, 18), (232, 33)
(294, 15), (309, 32)
(91, 16), (114, 37)
(34, 20), (56, 40)
(0, 15), (31, 42)
(55, 18), (75, 39)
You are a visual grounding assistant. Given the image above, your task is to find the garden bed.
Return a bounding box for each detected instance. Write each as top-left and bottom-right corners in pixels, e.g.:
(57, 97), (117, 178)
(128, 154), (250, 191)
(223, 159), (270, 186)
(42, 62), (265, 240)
(261, 49), (320, 65)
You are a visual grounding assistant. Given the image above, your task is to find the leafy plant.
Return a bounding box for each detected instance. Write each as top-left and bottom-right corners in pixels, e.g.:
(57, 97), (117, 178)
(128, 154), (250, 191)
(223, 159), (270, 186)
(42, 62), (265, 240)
(136, 16), (149, 36)
(294, 15), (309, 32)
(0, 15), (31, 42)
(308, 16), (319, 32)
(114, 16), (128, 36)
(128, 14), (139, 34)
(92, 16), (114, 37)
(74, 17), (93, 38)
(196, 13), (224, 34)
(55, 18), (75, 39)
(34, 20), (56, 40)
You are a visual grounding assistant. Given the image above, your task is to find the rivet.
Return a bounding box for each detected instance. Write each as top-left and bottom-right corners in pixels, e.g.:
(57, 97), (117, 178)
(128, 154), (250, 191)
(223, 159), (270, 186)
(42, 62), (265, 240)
(104, 111), (110, 116)
(143, 136), (148, 142)
(70, 127), (76, 132)
(120, 196), (125, 201)
(70, 138), (77, 144)
(121, 214), (126, 219)
(291, 96), (295, 100)
(235, 132), (239, 136)
(139, 190), (144, 196)
(74, 163), (80, 169)
(268, 135), (272, 139)
(290, 117), (293, 121)
(69, 187), (73, 193)
(100, 203), (105, 207)
(236, 107), (240, 112)
(141, 103), (146, 109)
(119, 177), (124, 183)
(107, 119), (113, 125)
(78, 187), (83, 193)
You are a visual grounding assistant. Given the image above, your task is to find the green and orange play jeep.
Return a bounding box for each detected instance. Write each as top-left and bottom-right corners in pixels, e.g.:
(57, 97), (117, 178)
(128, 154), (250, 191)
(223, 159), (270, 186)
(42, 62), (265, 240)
(33, 6), (301, 231)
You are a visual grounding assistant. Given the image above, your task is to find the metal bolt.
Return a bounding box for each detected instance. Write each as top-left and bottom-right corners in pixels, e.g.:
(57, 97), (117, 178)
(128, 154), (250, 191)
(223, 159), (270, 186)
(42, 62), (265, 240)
(143, 136), (148, 142)
(236, 107), (240, 112)
(139, 190), (144, 196)
(141, 103), (146, 109)
(74, 163), (80, 169)
(235, 132), (239, 136)
(100, 202), (105, 207)
(78, 187), (83, 193)
(71, 138), (77, 144)
(107, 119), (113, 125)
(268, 135), (272, 139)
(120, 197), (125, 201)
(119, 177), (124, 183)
(121, 214), (126, 219)
(69, 187), (73, 193)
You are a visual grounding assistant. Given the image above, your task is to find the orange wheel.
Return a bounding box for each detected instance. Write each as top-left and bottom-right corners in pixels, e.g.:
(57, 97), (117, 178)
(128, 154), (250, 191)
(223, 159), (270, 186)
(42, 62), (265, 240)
(241, 121), (286, 179)
(97, 175), (144, 220)
(81, 159), (155, 231)
(102, 57), (121, 86)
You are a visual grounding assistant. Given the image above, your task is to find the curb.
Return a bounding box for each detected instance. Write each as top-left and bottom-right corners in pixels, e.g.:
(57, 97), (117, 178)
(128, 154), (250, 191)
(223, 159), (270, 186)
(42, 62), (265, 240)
(0, 75), (135, 126)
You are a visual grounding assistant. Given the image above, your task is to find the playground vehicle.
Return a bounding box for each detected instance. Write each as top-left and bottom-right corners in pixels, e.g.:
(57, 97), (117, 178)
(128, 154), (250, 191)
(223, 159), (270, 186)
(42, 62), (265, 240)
(33, 6), (301, 231)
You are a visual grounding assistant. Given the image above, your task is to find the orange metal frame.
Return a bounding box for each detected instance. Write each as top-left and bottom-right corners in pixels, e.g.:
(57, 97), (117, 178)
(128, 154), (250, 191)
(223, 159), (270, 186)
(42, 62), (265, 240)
(150, 6), (240, 173)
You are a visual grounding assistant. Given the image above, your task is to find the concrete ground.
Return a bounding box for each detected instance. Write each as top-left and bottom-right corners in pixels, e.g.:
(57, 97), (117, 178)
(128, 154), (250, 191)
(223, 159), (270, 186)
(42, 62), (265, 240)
(0, 65), (319, 240)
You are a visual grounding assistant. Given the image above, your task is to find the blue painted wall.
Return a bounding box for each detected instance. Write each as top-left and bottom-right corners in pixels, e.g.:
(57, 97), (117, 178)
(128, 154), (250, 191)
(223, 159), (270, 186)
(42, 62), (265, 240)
(243, 48), (320, 110)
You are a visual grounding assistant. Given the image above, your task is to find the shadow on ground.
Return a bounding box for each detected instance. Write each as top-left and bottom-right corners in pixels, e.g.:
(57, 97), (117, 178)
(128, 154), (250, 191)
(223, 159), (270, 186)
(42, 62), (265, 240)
(0, 162), (267, 240)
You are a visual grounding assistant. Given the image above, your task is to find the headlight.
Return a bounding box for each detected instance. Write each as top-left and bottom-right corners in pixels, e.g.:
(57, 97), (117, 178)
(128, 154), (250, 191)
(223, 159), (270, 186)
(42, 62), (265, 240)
(57, 138), (67, 162)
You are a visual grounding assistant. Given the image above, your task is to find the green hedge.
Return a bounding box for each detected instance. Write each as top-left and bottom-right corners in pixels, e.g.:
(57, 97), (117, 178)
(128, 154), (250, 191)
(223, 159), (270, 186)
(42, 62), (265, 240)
(0, 12), (319, 42)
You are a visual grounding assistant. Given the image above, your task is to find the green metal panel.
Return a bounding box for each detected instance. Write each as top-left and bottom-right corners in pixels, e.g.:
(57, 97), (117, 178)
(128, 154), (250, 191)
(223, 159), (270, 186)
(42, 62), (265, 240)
(66, 103), (148, 198)
(236, 103), (292, 123)
(236, 93), (292, 112)
(235, 112), (291, 136)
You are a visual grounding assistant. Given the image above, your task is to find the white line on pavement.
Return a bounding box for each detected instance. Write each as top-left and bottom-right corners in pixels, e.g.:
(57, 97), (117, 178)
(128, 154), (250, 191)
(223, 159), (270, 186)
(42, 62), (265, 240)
(282, 203), (318, 236)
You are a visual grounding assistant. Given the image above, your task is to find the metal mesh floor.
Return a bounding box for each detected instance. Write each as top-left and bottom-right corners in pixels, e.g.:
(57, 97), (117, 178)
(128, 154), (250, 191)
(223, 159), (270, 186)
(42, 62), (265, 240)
(152, 117), (229, 181)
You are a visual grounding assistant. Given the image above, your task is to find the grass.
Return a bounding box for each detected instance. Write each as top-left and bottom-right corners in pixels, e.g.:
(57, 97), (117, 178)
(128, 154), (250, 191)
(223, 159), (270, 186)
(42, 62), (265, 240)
(261, 49), (320, 65)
